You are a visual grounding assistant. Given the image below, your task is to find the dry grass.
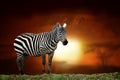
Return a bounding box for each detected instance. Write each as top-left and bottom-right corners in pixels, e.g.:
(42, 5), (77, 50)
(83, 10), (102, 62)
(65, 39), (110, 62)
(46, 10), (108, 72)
(0, 72), (120, 80)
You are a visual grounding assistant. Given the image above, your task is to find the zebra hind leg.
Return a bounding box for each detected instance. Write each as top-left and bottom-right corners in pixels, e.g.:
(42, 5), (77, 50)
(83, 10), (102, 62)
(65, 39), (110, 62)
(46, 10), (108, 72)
(16, 54), (27, 75)
(41, 54), (46, 73)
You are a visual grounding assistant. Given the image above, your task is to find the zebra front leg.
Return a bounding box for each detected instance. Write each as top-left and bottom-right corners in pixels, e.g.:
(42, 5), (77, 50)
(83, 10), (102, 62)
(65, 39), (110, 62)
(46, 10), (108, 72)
(41, 54), (46, 73)
(48, 52), (54, 74)
(16, 55), (26, 75)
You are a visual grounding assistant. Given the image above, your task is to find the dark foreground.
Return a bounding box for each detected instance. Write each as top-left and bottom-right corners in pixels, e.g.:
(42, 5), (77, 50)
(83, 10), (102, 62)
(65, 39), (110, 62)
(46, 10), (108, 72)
(0, 72), (120, 80)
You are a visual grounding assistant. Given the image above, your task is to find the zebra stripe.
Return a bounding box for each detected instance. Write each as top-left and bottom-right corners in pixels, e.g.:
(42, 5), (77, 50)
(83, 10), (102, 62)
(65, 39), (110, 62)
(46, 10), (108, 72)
(14, 23), (68, 74)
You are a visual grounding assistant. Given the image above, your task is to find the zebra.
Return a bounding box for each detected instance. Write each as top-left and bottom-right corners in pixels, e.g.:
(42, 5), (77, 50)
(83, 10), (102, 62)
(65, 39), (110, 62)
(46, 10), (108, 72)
(14, 22), (68, 74)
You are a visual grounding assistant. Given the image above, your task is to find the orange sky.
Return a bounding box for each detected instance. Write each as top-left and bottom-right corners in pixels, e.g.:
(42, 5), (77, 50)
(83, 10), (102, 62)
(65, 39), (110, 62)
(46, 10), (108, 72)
(0, 0), (120, 74)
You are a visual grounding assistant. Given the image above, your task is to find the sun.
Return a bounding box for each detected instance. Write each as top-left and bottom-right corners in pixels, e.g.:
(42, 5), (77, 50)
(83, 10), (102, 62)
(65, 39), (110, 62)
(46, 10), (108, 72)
(54, 38), (83, 65)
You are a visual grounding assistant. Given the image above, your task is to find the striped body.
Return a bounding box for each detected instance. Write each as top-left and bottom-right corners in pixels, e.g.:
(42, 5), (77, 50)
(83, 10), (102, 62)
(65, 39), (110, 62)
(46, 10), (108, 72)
(14, 32), (58, 56)
(14, 23), (68, 74)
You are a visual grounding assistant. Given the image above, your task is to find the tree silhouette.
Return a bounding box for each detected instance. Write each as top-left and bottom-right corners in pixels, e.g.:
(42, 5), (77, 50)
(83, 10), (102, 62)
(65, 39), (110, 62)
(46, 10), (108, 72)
(95, 47), (113, 69)
(83, 43), (120, 70)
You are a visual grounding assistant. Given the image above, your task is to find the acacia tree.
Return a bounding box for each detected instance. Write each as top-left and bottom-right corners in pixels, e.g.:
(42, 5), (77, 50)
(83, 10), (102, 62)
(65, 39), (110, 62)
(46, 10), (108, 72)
(95, 47), (112, 69)
(83, 44), (120, 70)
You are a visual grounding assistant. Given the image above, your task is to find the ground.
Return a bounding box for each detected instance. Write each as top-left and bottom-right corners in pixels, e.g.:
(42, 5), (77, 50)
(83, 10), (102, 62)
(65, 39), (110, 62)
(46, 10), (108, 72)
(0, 72), (120, 80)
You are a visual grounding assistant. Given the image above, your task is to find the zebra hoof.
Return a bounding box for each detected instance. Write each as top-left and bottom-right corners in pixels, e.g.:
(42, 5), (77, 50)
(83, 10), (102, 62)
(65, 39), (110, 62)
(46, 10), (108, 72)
(48, 72), (51, 74)
(42, 70), (45, 74)
(48, 71), (52, 74)
(20, 71), (24, 75)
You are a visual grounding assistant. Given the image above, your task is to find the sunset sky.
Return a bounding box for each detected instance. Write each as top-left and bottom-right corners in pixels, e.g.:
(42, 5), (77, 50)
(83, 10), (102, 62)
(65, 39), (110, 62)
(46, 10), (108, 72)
(0, 0), (120, 74)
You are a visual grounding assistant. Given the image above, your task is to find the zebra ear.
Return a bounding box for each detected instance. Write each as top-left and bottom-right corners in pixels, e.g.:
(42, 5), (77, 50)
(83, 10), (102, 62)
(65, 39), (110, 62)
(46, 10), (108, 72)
(56, 22), (61, 27)
(63, 23), (67, 28)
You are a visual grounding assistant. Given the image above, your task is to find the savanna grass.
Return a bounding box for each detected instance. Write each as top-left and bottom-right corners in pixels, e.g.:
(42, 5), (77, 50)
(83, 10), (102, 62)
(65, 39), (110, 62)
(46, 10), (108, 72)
(0, 72), (120, 80)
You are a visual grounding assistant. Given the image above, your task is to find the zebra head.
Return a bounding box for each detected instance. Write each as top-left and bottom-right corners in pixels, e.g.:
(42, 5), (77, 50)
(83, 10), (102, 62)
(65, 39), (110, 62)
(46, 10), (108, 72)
(54, 22), (68, 45)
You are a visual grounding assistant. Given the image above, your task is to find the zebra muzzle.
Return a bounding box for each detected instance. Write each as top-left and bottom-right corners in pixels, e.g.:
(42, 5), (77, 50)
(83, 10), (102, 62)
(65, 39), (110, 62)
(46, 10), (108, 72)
(62, 39), (68, 45)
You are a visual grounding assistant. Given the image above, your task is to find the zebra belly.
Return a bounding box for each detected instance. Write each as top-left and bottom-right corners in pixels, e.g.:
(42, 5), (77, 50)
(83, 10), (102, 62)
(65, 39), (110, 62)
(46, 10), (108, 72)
(27, 47), (55, 56)
(26, 49), (42, 56)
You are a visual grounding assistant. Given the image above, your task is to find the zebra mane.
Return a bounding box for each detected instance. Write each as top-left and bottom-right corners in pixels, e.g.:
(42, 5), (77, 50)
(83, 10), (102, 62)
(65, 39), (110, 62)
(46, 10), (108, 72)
(51, 23), (60, 32)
